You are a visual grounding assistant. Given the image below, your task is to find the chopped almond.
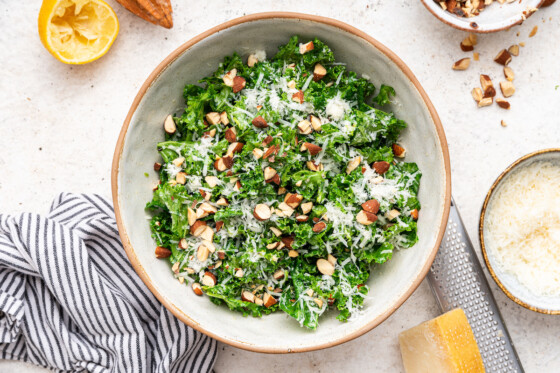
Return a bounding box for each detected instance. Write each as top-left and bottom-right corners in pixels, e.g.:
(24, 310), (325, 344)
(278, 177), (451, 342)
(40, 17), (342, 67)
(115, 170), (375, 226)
(499, 81), (515, 98)
(164, 115), (176, 134)
(504, 67), (514, 82)
(452, 58), (471, 70)
(471, 87), (483, 103)
(317, 258), (335, 276)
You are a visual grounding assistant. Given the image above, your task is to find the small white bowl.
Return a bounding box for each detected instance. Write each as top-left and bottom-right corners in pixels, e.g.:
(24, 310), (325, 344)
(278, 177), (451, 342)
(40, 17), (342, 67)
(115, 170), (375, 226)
(480, 149), (560, 314)
(421, 0), (546, 33)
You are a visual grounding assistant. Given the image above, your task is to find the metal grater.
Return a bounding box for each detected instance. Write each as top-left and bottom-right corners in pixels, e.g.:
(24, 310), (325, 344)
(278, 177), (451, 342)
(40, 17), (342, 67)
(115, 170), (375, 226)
(427, 198), (524, 373)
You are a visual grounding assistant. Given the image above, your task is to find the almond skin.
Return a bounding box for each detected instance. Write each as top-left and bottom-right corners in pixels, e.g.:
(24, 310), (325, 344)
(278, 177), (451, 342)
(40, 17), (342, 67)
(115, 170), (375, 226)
(361, 199), (380, 214)
(411, 209), (419, 220)
(313, 64), (327, 81)
(253, 204), (272, 221)
(284, 193), (303, 209)
(224, 128), (236, 143)
(392, 144), (406, 158)
(215, 221), (224, 232)
(252, 116), (268, 128)
(292, 90), (304, 104)
(232, 76), (246, 93)
(201, 271), (217, 287)
(155, 246), (171, 259)
(262, 145), (278, 160)
(263, 293), (277, 308)
(302, 142), (322, 156)
(373, 161), (390, 175)
(227, 142), (244, 156)
(496, 98), (511, 109)
(313, 221), (327, 233)
(115, 0), (173, 29)
(281, 236), (295, 248)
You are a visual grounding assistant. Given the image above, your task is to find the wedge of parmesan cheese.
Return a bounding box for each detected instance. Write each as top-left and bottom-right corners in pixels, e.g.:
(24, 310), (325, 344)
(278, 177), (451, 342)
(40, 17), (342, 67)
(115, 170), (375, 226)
(485, 161), (560, 297)
(399, 309), (484, 373)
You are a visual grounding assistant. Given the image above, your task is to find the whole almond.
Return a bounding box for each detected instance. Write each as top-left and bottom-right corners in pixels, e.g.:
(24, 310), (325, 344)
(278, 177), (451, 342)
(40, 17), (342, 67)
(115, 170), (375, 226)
(115, 0), (173, 29)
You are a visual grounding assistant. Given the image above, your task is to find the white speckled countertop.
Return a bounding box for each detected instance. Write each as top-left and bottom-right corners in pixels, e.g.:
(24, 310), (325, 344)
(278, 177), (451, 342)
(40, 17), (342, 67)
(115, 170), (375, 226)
(1, 1), (559, 372)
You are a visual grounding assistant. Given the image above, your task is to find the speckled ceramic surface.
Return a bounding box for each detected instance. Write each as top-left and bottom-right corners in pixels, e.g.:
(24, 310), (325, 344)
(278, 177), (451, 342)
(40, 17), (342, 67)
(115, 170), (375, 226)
(421, 0), (545, 33)
(112, 13), (451, 353)
(480, 149), (560, 314)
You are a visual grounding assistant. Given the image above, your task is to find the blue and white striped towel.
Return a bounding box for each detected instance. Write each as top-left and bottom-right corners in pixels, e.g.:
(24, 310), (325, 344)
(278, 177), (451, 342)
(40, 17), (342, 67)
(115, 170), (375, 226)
(0, 193), (217, 372)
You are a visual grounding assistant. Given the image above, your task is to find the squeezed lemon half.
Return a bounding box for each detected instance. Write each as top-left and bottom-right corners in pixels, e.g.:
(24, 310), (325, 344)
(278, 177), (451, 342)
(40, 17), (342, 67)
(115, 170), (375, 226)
(38, 0), (119, 64)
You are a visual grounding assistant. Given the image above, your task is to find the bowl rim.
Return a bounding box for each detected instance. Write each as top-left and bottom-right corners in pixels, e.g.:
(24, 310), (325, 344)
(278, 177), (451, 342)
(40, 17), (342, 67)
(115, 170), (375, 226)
(111, 11), (452, 353)
(419, 0), (546, 33)
(479, 148), (560, 315)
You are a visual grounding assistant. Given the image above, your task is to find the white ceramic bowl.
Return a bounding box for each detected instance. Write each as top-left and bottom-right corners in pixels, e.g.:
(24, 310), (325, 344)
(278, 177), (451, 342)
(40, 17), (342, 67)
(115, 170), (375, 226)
(112, 12), (451, 353)
(480, 149), (560, 314)
(421, 0), (546, 33)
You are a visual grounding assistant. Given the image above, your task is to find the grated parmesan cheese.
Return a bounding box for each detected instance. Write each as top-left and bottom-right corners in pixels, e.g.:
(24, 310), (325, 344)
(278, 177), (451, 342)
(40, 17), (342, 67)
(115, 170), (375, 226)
(485, 161), (560, 297)
(325, 94), (350, 120)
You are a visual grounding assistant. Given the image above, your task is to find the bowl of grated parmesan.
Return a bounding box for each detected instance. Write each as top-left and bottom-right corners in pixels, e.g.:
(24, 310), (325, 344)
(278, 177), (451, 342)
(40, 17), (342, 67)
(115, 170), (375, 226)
(480, 149), (560, 314)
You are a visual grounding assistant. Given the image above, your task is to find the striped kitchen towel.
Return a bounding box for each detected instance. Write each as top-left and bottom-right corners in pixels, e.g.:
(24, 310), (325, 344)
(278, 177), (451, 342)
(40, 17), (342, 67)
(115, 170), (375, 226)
(0, 193), (217, 372)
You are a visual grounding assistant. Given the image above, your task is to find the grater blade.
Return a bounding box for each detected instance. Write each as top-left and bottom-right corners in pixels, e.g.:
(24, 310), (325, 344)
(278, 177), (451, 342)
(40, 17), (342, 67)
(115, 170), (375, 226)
(427, 198), (524, 373)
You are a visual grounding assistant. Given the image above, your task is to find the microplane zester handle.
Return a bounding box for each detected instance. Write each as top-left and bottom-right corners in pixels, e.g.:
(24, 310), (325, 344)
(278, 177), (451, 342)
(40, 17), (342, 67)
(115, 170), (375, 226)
(427, 198), (524, 373)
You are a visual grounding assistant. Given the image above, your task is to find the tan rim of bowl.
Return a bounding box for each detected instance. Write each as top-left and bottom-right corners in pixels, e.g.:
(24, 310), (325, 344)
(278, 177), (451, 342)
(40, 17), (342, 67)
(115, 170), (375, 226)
(111, 12), (452, 353)
(420, 0), (547, 33)
(479, 148), (560, 315)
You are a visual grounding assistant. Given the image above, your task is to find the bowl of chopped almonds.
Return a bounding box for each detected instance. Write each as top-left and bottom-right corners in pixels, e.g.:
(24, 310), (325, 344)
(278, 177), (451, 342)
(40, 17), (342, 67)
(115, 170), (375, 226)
(112, 12), (451, 353)
(421, 0), (547, 33)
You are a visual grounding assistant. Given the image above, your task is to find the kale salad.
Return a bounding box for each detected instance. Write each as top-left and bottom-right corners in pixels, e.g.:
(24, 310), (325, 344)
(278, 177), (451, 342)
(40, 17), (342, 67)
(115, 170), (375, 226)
(147, 36), (421, 330)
